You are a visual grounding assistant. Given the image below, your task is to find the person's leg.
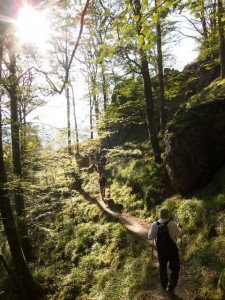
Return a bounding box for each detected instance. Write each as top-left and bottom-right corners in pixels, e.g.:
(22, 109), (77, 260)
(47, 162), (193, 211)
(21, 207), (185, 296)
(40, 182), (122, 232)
(168, 251), (180, 291)
(158, 253), (169, 291)
(100, 186), (103, 198)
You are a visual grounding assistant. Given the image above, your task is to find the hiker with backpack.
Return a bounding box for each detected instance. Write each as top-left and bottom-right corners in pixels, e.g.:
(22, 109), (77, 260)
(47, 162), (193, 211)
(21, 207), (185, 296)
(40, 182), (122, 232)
(148, 207), (182, 298)
(98, 174), (107, 200)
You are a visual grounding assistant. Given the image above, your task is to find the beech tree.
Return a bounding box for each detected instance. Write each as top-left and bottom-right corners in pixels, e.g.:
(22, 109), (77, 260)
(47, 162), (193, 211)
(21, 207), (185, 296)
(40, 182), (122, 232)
(108, 0), (162, 162)
(217, 0), (225, 78)
(2, 30), (33, 260)
(180, 0), (225, 77)
(0, 23), (42, 300)
(36, 0), (91, 148)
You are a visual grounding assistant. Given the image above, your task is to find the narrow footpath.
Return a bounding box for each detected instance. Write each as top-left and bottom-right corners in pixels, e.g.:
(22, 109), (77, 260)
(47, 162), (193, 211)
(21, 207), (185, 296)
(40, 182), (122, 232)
(95, 186), (197, 300)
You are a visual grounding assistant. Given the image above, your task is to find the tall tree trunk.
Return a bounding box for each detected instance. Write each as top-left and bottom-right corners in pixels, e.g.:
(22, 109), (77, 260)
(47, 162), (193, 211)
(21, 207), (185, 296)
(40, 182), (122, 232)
(155, 0), (165, 132)
(66, 84), (72, 154)
(92, 74), (99, 125)
(217, 0), (225, 78)
(87, 75), (94, 139)
(140, 52), (162, 163)
(200, 0), (208, 41)
(101, 63), (108, 111)
(90, 92), (94, 139)
(0, 24), (42, 300)
(8, 33), (32, 260)
(133, 0), (162, 162)
(71, 84), (79, 154)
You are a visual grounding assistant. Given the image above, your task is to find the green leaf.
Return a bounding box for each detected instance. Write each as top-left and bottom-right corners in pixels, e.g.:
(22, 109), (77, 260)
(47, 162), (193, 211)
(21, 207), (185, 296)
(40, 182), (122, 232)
(140, 4), (148, 13)
(120, 25), (127, 34)
(100, 16), (108, 28)
(104, 8), (111, 17)
(165, 1), (173, 9)
(99, 44), (107, 49)
(133, 15), (139, 22)
(125, 35), (131, 42)
(143, 43), (153, 51)
(108, 49), (114, 59)
(137, 34), (144, 48)
(118, 37), (124, 46)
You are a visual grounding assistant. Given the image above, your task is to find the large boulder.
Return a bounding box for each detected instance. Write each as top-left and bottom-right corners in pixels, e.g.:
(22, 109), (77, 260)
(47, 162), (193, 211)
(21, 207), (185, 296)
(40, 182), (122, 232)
(164, 99), (225, 194)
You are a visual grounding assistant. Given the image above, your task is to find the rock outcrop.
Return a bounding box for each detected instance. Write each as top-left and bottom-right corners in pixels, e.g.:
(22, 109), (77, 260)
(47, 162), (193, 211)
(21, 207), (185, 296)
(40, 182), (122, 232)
(164, 99), (225, 194)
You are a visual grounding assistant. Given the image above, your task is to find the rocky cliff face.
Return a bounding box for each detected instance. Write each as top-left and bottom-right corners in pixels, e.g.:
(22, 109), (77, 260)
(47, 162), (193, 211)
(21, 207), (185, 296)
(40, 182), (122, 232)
(164, 99), (225, 194)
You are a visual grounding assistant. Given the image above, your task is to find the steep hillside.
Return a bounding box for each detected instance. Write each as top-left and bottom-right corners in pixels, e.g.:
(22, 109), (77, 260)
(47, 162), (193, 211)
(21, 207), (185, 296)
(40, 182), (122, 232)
(1, 64), (224, 300)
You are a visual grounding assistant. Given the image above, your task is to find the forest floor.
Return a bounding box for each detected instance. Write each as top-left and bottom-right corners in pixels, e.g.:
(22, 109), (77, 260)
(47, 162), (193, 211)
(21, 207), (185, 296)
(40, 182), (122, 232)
(95, 185), (198, 300)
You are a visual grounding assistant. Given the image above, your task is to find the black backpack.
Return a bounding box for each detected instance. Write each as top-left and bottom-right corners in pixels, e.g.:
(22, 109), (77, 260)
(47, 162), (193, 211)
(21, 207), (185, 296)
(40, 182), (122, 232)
(156, 221), (174, 250)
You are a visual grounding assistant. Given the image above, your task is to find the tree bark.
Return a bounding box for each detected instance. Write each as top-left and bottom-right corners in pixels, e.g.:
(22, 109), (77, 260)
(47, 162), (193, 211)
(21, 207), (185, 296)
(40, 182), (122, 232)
(101, 63), (108, 111)
(155, 0), (166, 132)
(0, 24), (42, 299)
(8, 33), (32, 260)
(140, 53), (162, 163)
(66, 84), (72, 154)
(133, 0), (162, 162)
(200, 0), (208, 41)
(90, 91), (94, 139)
(217, 0), (225, 78)
(71, 84), (79, 153)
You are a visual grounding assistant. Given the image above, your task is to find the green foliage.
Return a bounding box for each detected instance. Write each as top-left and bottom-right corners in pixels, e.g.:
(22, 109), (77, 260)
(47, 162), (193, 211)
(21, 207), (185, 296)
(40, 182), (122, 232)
(177, 198), (206, 231)
(107, 145), (164, 215)
(7, 148), (153, 300)
(99, 77), (146, 135)
(187, 78), (225, 108)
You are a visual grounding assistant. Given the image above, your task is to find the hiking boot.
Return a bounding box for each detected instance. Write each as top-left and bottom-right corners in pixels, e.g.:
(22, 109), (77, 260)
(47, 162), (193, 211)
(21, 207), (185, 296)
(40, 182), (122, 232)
(165, 287), (175, 299)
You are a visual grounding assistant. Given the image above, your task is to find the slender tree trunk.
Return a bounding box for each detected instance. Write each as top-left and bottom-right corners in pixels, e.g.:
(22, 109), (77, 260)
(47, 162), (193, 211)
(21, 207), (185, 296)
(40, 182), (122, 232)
(155, 0), (165, 131)
(8, 33), (32, 260)
(94, 93), (99, 122)
(89, 92), (94, 139)
(133, 0), (162, 162)
(217, 0), (225, 78)
(101, 63), (108, 111)
(91, 74), (99, 125)
(0, 24), (42, 300)
(0, 149), (42, 299)
(66, 84), (72, 154)
(200, 0), (208, 41)
(87, 75), (94, 139)
(140, 53), (162, 163)
(71, 84), (79, 154)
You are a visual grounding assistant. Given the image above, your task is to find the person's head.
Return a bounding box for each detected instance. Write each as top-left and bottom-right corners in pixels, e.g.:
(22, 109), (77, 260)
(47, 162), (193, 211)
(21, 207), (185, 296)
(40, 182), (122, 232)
(159, 207), (169, 219)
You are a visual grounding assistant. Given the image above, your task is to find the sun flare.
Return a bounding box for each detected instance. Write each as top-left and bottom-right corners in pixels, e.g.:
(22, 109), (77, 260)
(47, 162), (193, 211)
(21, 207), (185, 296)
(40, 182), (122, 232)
(16, 5), (50, 49)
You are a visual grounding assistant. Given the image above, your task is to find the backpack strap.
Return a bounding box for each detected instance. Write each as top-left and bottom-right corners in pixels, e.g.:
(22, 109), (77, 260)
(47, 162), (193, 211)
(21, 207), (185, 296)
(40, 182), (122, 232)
(156, 220), (170, 226)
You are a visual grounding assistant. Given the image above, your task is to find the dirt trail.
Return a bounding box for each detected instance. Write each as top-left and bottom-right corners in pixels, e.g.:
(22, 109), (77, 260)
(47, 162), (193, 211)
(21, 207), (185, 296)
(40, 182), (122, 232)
(96, 191), (196, 300)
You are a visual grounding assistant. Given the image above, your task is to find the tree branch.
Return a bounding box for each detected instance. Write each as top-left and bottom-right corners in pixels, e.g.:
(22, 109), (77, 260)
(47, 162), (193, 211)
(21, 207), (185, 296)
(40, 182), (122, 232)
(38, 0), (91, 94)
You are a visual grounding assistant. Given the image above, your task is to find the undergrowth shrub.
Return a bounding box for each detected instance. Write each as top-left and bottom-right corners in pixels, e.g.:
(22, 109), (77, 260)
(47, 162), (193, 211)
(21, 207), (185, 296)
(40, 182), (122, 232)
(177, 198), (206, 231)
(109, 151), (164, 214)
(90, 235), (152, 300)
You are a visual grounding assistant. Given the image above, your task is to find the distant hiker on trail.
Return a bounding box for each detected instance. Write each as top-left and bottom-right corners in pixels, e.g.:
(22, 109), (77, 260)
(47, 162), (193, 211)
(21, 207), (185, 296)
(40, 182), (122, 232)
(100, 155), (107, 168)
(98, 175), (107, 200)
(89, 153), (95, 166)
(148, 207), (182, 299)
(94, 151), (100, 163)
(97, 160), (104, 176)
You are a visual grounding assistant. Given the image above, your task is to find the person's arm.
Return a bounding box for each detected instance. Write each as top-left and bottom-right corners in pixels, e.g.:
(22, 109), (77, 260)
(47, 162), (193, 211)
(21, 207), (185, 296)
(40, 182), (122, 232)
(148, 222), (157, 249)
(168, 221), (182, 241)
(148, 222), (157, 240)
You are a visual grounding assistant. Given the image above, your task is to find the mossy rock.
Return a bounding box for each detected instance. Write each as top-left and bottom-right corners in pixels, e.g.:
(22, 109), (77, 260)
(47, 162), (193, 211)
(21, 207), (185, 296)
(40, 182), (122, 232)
(164, 99), (225, 194)
(218, 268), (225, 292)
